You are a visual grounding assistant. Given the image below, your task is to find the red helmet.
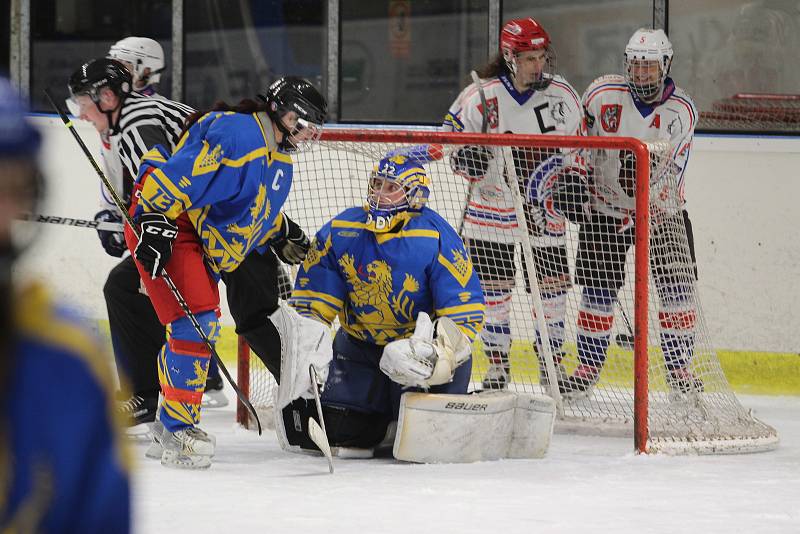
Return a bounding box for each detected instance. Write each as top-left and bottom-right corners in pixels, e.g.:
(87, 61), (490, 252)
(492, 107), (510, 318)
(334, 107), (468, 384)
(501, 18), (551, 56)
(500, 18), (555, 90)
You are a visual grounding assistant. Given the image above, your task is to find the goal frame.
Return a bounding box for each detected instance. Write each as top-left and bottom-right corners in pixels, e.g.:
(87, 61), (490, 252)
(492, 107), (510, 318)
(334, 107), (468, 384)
(235, 129), (708, 454)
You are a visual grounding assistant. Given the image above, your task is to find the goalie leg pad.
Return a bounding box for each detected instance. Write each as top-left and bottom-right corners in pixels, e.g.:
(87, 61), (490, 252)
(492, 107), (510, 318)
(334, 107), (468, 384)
(269, 302), (333, 410)
(393, 391), (555, 463)
(275, 399), (391, 454)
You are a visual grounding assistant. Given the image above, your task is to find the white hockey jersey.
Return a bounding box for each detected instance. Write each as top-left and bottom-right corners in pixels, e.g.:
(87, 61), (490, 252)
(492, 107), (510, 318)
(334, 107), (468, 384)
(443, 73), (582, 245)
(581, 75), (697, 220)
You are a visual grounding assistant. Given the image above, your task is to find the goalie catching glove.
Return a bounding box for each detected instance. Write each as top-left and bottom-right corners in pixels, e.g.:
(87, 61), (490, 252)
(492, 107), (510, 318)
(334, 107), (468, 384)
(271, 213), (311, 265)
(134, 212), (178, 279)
(380, 312), (472, 389)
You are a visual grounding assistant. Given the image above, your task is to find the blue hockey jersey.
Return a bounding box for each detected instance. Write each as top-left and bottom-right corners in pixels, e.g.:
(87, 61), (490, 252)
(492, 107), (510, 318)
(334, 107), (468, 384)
(291, 206), (485, 345)
(134, 111), (294, 273)
(1, 284), (130, 533)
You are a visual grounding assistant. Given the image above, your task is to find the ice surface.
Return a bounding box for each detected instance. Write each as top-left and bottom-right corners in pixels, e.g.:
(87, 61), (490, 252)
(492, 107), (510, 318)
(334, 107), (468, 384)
(132, 394), (799, 533)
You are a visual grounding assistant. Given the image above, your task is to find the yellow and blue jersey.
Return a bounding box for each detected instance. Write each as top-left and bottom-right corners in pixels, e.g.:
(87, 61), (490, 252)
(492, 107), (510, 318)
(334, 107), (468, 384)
(134, 111), (294, 272)
(291, 206), (485, 346)
(1, 284), (130, 533)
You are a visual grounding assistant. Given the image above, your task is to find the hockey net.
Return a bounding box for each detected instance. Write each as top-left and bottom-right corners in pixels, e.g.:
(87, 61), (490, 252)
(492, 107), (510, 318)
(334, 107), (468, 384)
(237, 129), (778, 455)
(699, 93), (800, 131)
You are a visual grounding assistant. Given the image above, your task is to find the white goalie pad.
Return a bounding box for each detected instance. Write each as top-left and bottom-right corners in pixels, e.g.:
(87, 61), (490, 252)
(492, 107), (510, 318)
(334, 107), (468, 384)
(268, 302), (333, 410)
(393, 391), (555, 463)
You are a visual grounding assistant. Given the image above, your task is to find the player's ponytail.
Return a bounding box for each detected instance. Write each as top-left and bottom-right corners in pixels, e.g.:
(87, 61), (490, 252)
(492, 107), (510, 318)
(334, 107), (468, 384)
(182, 98), (269, 134)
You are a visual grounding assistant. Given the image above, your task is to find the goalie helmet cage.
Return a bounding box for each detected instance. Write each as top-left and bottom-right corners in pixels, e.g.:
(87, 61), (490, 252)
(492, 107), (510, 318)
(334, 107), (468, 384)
(236, 129), (778, 455)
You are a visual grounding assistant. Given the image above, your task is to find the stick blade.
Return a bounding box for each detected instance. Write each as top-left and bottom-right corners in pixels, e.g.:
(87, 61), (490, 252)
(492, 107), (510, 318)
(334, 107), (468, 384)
(308, 418), (334, 474)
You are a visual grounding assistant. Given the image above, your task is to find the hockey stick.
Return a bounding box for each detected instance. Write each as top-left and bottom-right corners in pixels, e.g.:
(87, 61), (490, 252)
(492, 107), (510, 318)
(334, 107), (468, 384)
(308, 365), (333, 473)
(44, 88), (263, 435)
(456, 70), (489, 236)
(18, 213), (124, 232)
(615, 301), (635, 350)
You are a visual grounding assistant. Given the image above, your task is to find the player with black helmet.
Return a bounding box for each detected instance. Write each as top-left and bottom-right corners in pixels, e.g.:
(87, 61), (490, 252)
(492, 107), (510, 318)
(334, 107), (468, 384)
(67, 56), (196, 429)
(123, 76), (326, 469)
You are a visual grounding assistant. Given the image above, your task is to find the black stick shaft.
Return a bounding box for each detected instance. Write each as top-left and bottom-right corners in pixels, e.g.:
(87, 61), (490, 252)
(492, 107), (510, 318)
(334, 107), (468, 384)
(45, 89), (262, 434)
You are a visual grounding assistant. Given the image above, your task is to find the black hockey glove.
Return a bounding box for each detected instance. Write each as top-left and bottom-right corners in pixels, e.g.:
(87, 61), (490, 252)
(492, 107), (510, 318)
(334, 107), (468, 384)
(94, 209), (127, 258)
(552, 172), (591, 225)
(618, 150), (636, 198)
(450, 145), (493, 182)
(134, 212), (178, 279)
(272, 214), (310, 265)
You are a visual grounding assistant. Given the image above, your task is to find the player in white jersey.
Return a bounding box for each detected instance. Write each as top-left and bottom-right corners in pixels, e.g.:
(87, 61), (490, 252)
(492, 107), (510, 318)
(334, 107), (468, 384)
(554, 28), (702, 394)
(99, 37), (167, 215)
(443, 17), (582, 389)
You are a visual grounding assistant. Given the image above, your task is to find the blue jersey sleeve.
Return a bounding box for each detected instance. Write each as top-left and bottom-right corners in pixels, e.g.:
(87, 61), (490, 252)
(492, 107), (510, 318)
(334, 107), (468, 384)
(289, 221), (347, 325)
(429, 220), (485, 341)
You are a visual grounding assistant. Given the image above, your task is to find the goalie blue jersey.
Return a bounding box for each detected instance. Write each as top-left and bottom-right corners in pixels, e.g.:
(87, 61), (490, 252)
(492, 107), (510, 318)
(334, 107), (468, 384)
(134, 111), (294, 273)
(1, 284), (130, 533)
(290, 206), (485, 345)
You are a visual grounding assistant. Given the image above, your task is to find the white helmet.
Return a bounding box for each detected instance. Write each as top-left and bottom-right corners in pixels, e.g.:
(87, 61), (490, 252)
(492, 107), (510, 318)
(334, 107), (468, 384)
(108, 37), (165, 88)
(624, 28), (673, 103)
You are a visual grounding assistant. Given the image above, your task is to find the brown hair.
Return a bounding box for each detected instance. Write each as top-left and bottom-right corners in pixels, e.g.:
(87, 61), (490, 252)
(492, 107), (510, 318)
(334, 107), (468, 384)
(475, 53), (509, 80)
(183, 98), (269, 134)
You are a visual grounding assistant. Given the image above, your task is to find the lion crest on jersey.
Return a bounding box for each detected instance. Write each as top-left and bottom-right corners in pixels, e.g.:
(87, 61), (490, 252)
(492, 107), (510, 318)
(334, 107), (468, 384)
(478, 97), (499, 129)
(600, 104), (622, 133)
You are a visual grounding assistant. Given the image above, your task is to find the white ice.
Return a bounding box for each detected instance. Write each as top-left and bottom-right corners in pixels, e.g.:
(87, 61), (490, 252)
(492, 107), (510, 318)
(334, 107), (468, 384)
(132, 394), (799, 533)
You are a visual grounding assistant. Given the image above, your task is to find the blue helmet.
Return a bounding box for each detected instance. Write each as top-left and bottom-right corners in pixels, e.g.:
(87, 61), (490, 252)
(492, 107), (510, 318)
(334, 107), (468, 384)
(365, 153), (431, 233)
(0, 78), (41, 157)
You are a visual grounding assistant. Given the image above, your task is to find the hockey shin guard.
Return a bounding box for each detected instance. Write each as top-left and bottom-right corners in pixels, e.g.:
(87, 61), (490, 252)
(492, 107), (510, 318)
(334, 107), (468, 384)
(576, 287), (615, 369)
(158, 311), (219, 432)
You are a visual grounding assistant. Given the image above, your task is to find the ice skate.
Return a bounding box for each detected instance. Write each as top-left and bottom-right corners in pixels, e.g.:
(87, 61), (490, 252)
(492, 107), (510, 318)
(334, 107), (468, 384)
(559, 364), (600, 397)
(117, 394), (157, 427)
(538, 352), (567, 389)
(202, 374), (229, 408)
(666, 367), (704, 396)
(160, 426), (216, 470)
(481, 363), (510, 390)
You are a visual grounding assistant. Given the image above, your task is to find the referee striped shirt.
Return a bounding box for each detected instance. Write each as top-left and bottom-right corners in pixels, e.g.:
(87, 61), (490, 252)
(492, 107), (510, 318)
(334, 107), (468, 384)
(111, 92), (194, 179)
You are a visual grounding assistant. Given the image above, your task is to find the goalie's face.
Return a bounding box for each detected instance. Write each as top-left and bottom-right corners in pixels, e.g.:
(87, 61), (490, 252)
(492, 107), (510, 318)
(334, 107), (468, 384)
(368, 175), (407, 209)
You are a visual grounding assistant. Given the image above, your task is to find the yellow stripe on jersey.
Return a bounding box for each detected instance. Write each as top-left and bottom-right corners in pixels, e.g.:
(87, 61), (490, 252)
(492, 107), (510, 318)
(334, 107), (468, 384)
(437, 251), (474, 288)
(291, 290), (345, 311)
(375, 229), (439, 244)
(332, 220), (369, 230)
(220, 147), (269, 168)
(435, 302), (485, 316)
(14, 284), (132, 473)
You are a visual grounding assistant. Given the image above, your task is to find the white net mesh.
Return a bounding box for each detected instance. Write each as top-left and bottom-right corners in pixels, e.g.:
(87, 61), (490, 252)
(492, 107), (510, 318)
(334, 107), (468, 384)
(239, 130), (778, 454)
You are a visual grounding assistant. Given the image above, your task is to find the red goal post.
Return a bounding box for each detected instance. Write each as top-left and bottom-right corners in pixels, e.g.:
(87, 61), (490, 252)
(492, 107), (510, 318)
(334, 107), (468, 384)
(236, 129), (778, 455)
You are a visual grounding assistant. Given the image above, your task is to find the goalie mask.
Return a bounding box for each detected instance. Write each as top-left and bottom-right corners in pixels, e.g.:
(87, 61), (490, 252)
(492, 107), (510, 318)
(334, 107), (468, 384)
(365, 154), (431, 233)
(260, 76), (327, 153)
(108, 36), (165, 89)
(500, 17), (557, 91)
(624, 28), (673, 103)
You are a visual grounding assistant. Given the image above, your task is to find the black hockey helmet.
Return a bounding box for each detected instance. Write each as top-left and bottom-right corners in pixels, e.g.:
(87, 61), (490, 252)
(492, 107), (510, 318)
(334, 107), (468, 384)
(259, 76), (327, 152)
(69, 58), (133, 101)
(68, 58), (132, 134)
